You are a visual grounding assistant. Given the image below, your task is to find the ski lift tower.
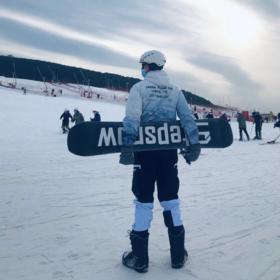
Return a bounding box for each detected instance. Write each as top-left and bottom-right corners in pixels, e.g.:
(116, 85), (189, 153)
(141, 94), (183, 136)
(80, 69), (93, 98)
(37, 67), (48, 92)
(73, 73), (79, 84)
(13, 62), (17, 87)
(48, 66), (56, 83)
(109, 79), (116, 100)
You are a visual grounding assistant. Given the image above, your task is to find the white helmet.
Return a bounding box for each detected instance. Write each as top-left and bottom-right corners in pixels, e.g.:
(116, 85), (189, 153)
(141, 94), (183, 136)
(222, 111), (225, 115)
(64, 108), (68, 112)
(139, 50), (166, 67)
(238, 110), (242, 114)
(74, 108), (78, 111)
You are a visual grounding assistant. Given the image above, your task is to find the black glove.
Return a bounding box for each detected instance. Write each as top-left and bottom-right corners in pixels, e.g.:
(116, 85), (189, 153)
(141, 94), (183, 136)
(119, 146), (134, 165)
(180, 143), (201, 165)
(274, 125), (276, 128)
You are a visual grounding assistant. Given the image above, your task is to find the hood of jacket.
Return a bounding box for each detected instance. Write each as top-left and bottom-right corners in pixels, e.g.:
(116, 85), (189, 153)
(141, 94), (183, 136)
(145, 70), (170, 86)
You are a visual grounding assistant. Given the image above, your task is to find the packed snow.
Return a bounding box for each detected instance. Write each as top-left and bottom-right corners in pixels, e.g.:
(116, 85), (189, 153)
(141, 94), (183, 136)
(1, 85), (280, 280)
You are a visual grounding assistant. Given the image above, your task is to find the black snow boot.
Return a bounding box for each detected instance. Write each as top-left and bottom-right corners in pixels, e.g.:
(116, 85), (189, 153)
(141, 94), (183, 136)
(122, 230), (149, 273)
(63, 128), (66, 134)
(168, 227), (188, 269)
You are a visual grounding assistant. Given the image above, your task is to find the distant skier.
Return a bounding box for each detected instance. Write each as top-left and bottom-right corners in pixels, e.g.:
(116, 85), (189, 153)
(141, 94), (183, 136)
(220, 111), (230, 122)
(23, 88), (26, 95)
(90, 110), (101, 122)
(203, 111), (208, 119)
(72, 108), (84, 125)
(237, 111), (250, 141)
(60, 109), (73, 133)
(265, 116), (269, 123)
(274, 117), (280, 129)
(193, 106), (199, 120)
(120, 50), (200, 273)
(206, 111), (213, 119)
(265, 118), (280, 144)
(253, 111), (263, 139)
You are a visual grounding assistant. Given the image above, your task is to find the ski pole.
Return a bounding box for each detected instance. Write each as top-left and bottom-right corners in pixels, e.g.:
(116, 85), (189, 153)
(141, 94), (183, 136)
(272, 133), (280, 142)
(249, 123), (254, 138)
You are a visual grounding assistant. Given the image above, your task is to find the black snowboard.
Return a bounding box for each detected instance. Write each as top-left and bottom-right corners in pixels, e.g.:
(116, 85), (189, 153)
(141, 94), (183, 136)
(67, 119), (233, 156)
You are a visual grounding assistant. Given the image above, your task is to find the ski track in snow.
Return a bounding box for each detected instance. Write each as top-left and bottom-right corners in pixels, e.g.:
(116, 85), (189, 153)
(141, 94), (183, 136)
(1, 87), (280, 280)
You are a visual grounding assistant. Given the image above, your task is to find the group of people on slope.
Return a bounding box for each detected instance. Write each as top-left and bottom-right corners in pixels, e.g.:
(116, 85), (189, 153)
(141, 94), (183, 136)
(264, 114), (278, 123)
(236, 111), (280, 141)
(59, 108), (101, 133)
(200, 110), (229, 120)
(193, 109), (231, 121)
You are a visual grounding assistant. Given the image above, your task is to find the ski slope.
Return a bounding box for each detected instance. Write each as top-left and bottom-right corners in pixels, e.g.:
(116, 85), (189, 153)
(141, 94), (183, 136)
(0, 76), (129, 103)
(1, 86), (280, 280)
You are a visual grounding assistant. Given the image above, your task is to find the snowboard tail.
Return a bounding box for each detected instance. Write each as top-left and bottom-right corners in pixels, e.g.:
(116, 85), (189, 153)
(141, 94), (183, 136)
(67, 119), (233, 157)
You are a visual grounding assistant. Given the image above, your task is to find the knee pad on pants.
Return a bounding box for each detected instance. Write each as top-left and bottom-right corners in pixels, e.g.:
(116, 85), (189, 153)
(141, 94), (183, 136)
(132, 199), (154, 231)
(160, 199), (183, 228)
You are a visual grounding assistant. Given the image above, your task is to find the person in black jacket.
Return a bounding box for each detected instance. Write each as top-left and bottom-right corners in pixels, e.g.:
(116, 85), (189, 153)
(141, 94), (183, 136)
(193, 106), (199, 120)
(274, 118), (280, 129)
(253, 111), (263, 139)
(206, 111), (214, 119)
(60, 109), (73, 133)
(90, 111), (101, 122)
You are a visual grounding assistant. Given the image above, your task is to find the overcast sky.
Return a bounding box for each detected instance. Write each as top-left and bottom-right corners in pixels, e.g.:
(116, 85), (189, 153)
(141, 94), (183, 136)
(1, 0), (280, 113)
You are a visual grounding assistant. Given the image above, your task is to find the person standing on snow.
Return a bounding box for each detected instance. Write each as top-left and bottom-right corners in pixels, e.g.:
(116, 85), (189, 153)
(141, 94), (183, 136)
(120, 50), (200, 273)
(265, 116), (269, 123)
(237, 111), (250, 141)
(206, 111), (213, 119)
(274, 116), (280, 129)
(253, 111), (263, 139)
(71, 108), (84, 125)
(90, 110), (101, 122)
(193, 106), (199, 120)
(60, 109), (73, 133)
(220, 112), (230, 122)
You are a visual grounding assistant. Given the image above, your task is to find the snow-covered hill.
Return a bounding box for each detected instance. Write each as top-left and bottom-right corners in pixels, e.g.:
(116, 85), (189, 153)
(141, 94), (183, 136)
(1, 86), (280, 280)
(0, 76), (238, 118)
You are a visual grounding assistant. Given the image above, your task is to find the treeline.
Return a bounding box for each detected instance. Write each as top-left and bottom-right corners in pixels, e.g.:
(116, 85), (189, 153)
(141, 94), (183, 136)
(0, 55), (213, 106)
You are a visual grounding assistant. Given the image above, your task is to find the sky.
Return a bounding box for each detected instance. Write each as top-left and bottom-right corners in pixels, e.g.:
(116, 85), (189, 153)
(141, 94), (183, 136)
(0, 0), (280, 113)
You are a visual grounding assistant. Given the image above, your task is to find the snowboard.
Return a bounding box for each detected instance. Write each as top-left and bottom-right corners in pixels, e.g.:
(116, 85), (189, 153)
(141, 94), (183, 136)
(67, 119), (233, 157)
(259, 142), (280, 145)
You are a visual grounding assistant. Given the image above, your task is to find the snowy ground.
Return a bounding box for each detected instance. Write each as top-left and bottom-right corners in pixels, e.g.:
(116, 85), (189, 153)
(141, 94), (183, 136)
(1, 86), (280, 280)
